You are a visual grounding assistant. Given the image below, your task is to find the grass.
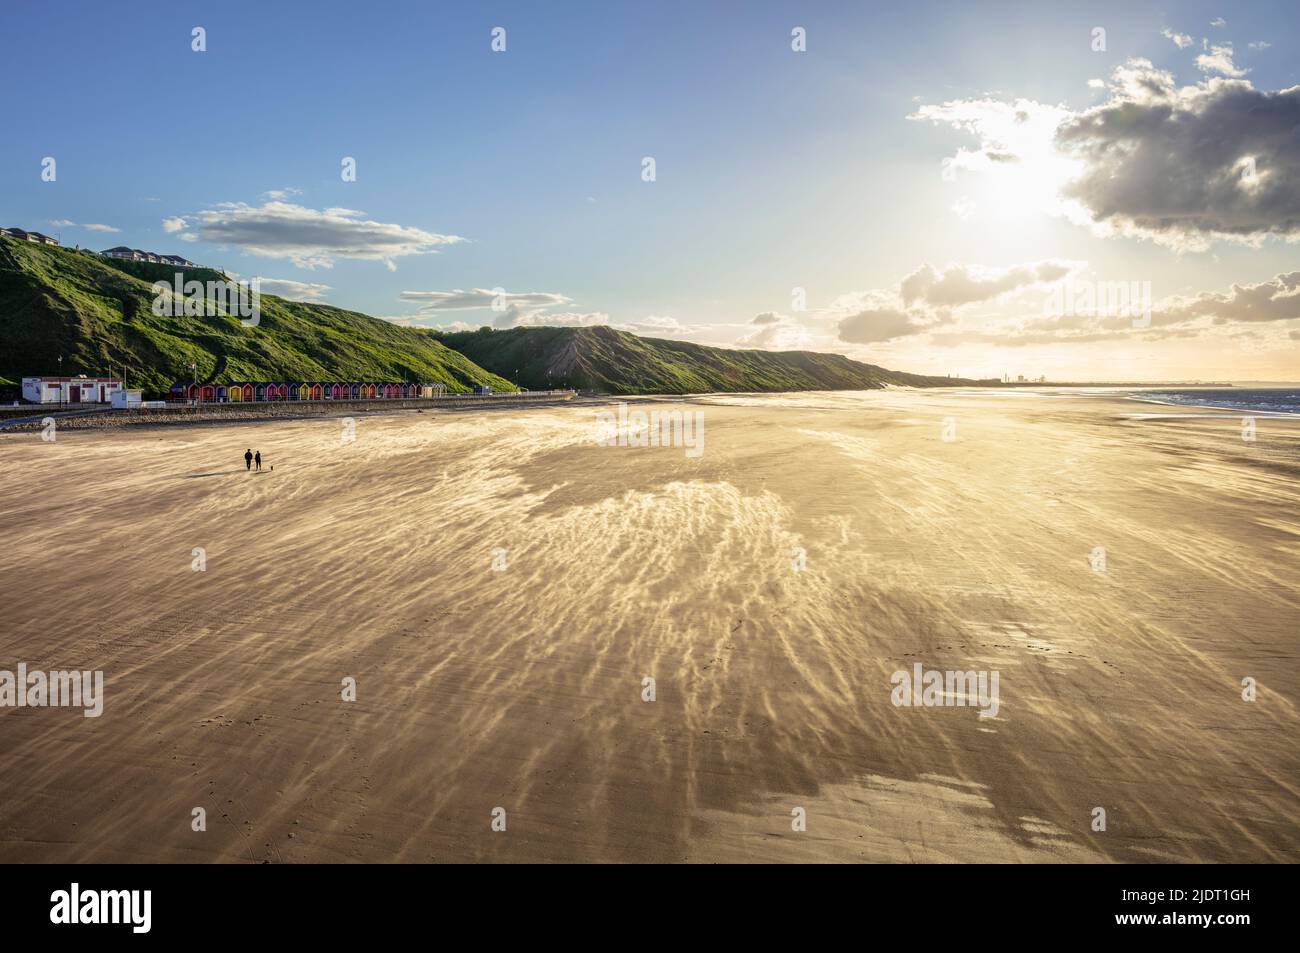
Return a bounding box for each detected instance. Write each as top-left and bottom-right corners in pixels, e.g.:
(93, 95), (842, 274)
(434, 325), (975, 394)
(0, 238), (517, 398)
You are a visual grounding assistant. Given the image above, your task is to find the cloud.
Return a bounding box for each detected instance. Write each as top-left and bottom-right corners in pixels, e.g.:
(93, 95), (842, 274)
(914, 58), (1300, 250)
(951, 197), (977, 219)
(1161, 28), (1194, 49)
(910, 96), (1074, 176)
(751, 311), (782, 325)
(1054, 61), (1298, 247)
(619, 315), (685, 334)
(1211, 17), (1227, 28)
(176, 200), (465, 269)
(838, 305), (936, 344)
(932, 270), (1300, 348)
(1248, 41), (1271, 51)
(900, 260), (1080, 308)
(1155, 271), (1300, 325)
(48, 220), (119, 233)
(162, 217), (187, 233)
(497, 310), (608, 329)
(262, 187), (303, 201)
(1195, 43), (1248, 77)
(397, 287), (608, 329)
(399, 289), (572, 312)
(255, 277), (332, 302)
(827, 259), (1084, 346)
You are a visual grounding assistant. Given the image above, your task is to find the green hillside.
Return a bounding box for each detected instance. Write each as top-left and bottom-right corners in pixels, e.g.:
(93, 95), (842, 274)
(434, 325), (971, 394)
(0, 237), (515, 397)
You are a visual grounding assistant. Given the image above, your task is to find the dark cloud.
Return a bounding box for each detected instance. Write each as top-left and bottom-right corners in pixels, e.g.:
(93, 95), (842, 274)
(1056, 63), (1300, 246)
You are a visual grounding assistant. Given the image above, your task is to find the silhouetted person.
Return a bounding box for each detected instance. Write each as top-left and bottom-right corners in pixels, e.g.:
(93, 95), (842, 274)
(244, 449), (253, 471)
(255, 451), (262, 472)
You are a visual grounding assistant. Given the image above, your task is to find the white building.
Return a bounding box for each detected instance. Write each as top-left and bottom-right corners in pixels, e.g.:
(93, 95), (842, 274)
(22, 376), (123, 404)
(111, 389), (143, 409)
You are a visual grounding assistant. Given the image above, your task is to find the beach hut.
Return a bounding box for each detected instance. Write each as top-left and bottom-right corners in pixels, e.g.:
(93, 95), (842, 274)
(288, 383), (301, 400)
(228, 383), (243, 402)
(310, 383), (323, 401)
(329, 383), (342, 400)
(254, 384), (267, 401)
(215, 385), (227, 402)
(241, 384), (254, 402)
(201, 385), (215, 402)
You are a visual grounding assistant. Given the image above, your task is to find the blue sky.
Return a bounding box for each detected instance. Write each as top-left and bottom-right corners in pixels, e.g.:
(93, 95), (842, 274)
(3, 0), (1298, 379)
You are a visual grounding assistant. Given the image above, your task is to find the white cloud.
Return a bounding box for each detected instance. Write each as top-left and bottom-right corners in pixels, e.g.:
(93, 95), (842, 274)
(162, 217), (187, 233)
(929, 270), (1300, 348)
(397, 287), (606, 329)
(832, 260), (1084, 346)
(900, 260), (1081, 308)
(1161, 28), (1194, 49)
(1195, 43), (1248, 77)
(255, 277), (332, 302)
(499, 310), (608, 329)
(48, 219), (119, 233)
(176, 200), (465, 269)
(400, 289), (572, 312)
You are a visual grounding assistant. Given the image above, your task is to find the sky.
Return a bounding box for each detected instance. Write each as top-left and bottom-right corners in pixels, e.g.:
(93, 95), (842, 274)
(2, 0), (1298, 381)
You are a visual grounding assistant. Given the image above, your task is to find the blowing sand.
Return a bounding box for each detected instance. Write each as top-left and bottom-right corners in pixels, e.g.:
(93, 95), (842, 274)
(0, 390), (1296, 863)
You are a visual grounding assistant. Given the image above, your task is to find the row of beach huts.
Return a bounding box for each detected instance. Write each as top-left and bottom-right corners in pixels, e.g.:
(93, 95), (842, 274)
(169, 381), (466, 403)
(19, 377), (479, 406)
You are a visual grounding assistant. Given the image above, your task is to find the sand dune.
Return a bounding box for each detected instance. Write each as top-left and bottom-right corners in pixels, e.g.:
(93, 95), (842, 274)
(0, 390), (1296, 862)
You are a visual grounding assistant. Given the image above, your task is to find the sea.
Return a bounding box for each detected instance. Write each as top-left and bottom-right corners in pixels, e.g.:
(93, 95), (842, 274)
(1133, 388), (1300, 415)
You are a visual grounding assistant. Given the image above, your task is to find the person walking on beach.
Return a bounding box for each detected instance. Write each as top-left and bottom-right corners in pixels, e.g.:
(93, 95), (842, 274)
(255, 451), (262, 472)
(244, 449), (253, 471)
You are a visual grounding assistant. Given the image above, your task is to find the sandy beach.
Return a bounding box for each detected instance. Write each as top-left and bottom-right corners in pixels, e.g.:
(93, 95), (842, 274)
(0, 389), (1296, 863)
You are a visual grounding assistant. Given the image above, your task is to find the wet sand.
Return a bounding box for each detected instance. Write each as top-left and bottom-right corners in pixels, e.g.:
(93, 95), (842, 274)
(0, 390), (1296, 863)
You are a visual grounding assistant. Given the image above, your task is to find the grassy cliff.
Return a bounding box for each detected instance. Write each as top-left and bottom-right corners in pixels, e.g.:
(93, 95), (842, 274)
(434, 325), (969, 394)
(0, 237), (515, 397)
